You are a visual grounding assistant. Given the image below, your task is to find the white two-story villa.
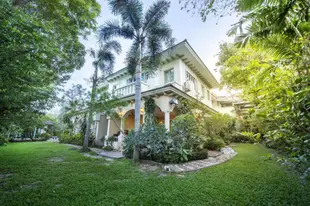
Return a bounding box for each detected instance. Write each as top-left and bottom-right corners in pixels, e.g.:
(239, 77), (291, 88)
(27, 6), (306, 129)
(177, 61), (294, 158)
(93, 40), (236, 148)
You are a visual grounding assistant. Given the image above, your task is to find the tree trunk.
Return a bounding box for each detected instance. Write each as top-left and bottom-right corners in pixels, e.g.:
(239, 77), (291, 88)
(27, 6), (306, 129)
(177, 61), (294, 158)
(133, 42), (142, 162)
(82, 66), (98, 152)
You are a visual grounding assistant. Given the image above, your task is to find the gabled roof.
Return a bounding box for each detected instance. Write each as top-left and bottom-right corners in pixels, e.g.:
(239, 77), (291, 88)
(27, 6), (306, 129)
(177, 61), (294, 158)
(161, 40), (219, 88)
(105, 40), (220, 88)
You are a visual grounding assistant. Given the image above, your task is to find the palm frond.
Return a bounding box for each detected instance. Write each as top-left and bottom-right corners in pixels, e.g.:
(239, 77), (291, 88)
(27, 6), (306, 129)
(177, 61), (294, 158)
(142, 0), (170, 33)
(108, 0), (143, 31)
(259, 34), (296, 59)
(88, 48), (96, 59)
(99, 20), (135, 41)
(101, 40), (122, 55)
(125, 40), (140, 75)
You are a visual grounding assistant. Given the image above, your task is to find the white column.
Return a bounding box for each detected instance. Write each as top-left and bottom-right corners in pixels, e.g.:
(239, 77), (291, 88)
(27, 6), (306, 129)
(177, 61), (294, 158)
(117, 117), (125, 151)
(142, 114), (145, 124)
(106, 117), (111, 138)
(95, 121), (100, 140)
(120, 117), (125, 133)
(165, 111), (170, 131)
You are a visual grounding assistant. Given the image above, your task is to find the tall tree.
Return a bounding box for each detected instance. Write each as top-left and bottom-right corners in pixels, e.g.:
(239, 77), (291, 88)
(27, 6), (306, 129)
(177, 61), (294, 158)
(61, 84), (89, 134)
(99, 0), (174, 161)
(0, 0), (100, 131)
(82, 41), (122, 152)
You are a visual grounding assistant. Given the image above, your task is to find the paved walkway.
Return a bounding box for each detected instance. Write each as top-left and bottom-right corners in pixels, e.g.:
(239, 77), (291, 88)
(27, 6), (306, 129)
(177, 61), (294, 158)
(63, 144), (124, 159)
(163, 147), (237, 173)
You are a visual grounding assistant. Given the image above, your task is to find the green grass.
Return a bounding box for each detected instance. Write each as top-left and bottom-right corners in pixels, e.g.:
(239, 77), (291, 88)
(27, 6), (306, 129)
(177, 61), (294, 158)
(0, 142), (309, 206)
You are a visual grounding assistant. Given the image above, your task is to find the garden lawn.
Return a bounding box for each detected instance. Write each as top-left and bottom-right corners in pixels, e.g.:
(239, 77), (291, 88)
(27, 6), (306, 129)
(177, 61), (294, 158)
(0, 143), (309, 206)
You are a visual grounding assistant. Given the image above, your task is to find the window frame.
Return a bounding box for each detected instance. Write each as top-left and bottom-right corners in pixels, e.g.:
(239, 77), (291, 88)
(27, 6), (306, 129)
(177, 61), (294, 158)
(164, 68), (174, 83)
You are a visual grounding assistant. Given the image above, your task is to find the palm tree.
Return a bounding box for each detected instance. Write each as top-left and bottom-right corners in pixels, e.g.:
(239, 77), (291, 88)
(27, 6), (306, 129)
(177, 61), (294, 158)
(82, 40), (122, 152)
(99, 0), (174, 162)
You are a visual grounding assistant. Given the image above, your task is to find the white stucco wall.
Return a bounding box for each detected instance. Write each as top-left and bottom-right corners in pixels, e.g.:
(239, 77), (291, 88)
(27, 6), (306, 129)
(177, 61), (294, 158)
(103, 58), (214, 109)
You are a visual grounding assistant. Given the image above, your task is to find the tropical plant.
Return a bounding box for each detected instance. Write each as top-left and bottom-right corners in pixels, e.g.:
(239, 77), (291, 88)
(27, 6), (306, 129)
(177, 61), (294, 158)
(82, 40), (122, 152)
(99, 0), (174, 161)
(203, 137), (225, 151)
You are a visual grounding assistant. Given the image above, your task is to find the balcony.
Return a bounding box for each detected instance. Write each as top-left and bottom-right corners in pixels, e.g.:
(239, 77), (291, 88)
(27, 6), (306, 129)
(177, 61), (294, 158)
(113, 82), (149, 97)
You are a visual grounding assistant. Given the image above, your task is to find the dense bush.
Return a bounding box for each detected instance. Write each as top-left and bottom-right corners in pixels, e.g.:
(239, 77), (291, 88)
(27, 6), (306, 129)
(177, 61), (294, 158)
(0, 135), (8, 146)
(124, 114), (221, 163)
(59, 133), (83, 145)
(39, 133), (51, 141)
(188, 149), (209, 161)
(200, 113), (236, 144)
(203, 137), (225, 151)
(232, 132), (261, 143)
(102, 145), (114, 151)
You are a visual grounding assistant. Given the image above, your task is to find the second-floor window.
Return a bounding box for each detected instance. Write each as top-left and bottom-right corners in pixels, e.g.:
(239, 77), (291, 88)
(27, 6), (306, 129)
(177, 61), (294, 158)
(201, 85), (205, 97)
(164, 68), (174, 83)
(186, 71), (196, 90)
(141, 72), (150, 81)
(113, 84), (119, 90)
(127, 77), (135, 84)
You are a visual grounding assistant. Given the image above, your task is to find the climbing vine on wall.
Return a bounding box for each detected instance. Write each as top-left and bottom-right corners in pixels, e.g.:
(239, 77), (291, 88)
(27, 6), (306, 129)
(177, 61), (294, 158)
(144, 97), (157, 125)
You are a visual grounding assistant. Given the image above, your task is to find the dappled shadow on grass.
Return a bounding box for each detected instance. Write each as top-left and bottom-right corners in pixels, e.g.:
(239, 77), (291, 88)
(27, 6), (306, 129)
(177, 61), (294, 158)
(0, 142), (309, 206)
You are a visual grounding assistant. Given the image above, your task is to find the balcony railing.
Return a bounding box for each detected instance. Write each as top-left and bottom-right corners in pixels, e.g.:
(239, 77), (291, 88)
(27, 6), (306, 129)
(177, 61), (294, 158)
(113, 82), (149, 97)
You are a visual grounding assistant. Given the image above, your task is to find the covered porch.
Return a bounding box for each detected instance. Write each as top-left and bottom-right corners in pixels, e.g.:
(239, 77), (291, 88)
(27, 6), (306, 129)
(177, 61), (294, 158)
(94, 95), (178, 150)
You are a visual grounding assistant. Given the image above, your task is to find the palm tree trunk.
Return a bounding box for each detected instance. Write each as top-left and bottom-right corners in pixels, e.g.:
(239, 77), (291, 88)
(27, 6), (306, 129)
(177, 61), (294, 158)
(133, 41), (142, 162)
(82, 66), (98, 152)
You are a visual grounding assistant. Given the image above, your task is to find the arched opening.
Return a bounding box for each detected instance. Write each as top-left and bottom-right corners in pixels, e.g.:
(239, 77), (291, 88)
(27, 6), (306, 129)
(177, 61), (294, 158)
(123, 109), (143, 134)
(154, 106), (177, 129)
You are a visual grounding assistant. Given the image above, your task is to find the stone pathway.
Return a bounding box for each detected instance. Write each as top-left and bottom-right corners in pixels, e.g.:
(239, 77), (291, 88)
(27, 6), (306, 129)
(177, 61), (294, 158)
(163, 147), (237, 173)
(63, 144), (124, 159)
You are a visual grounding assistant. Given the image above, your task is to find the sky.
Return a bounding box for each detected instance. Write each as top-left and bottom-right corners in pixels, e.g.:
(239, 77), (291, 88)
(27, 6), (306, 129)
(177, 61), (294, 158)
(65, 0), (239, 90)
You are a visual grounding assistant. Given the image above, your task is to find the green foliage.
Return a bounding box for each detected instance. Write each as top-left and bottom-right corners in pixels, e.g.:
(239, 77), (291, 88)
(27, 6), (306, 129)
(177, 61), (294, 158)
(59, 133), (83, 146)
(102, 145), (114, 151)
(106, 136), (118, 147)
(170, 114), (203, 152)
(188, 149), (209, 161)
(144, 97), (157, 125)
(201, 113), (236, 144)
(124, 114), (228, 163)
(0, 135), (8, 146)
(39, 133), (51, 141)
(232, 132), (261, 143)
(0, 0), (100, 130)
(217, 0), (310, 176)
(204, 138), (225, 151)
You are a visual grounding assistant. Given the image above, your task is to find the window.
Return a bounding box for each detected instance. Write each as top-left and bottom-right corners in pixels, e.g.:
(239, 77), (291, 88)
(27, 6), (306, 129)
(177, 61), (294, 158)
(201, 85), (205, 97)
(164, 68), (174, 83)
(141, 72), (150, 82)
(207, 90), (210, 100)
(127, 77), (135, 84)
(186, 71), (196, 90)
(112, 84), (119, 90)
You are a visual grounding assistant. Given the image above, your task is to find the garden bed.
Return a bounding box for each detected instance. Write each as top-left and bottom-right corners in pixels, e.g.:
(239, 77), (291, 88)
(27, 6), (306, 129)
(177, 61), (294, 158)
(139, 147), (237, 173)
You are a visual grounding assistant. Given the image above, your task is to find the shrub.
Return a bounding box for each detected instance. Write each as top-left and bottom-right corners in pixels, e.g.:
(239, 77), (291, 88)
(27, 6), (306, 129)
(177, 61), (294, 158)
(124, 115), (208, 163)
(200, 113), (236, 144)
(107, 136), (118, 146)
(0, 135), (8, 146)
(204, 138), (225, 151)
(102, 145), (114, 151)
(170, 114), (203, 151)
(232, 132), (261, 143)
(188, 149), (208, 161)
(40, 133), (51, 141)
(59, 133), (83, 145)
